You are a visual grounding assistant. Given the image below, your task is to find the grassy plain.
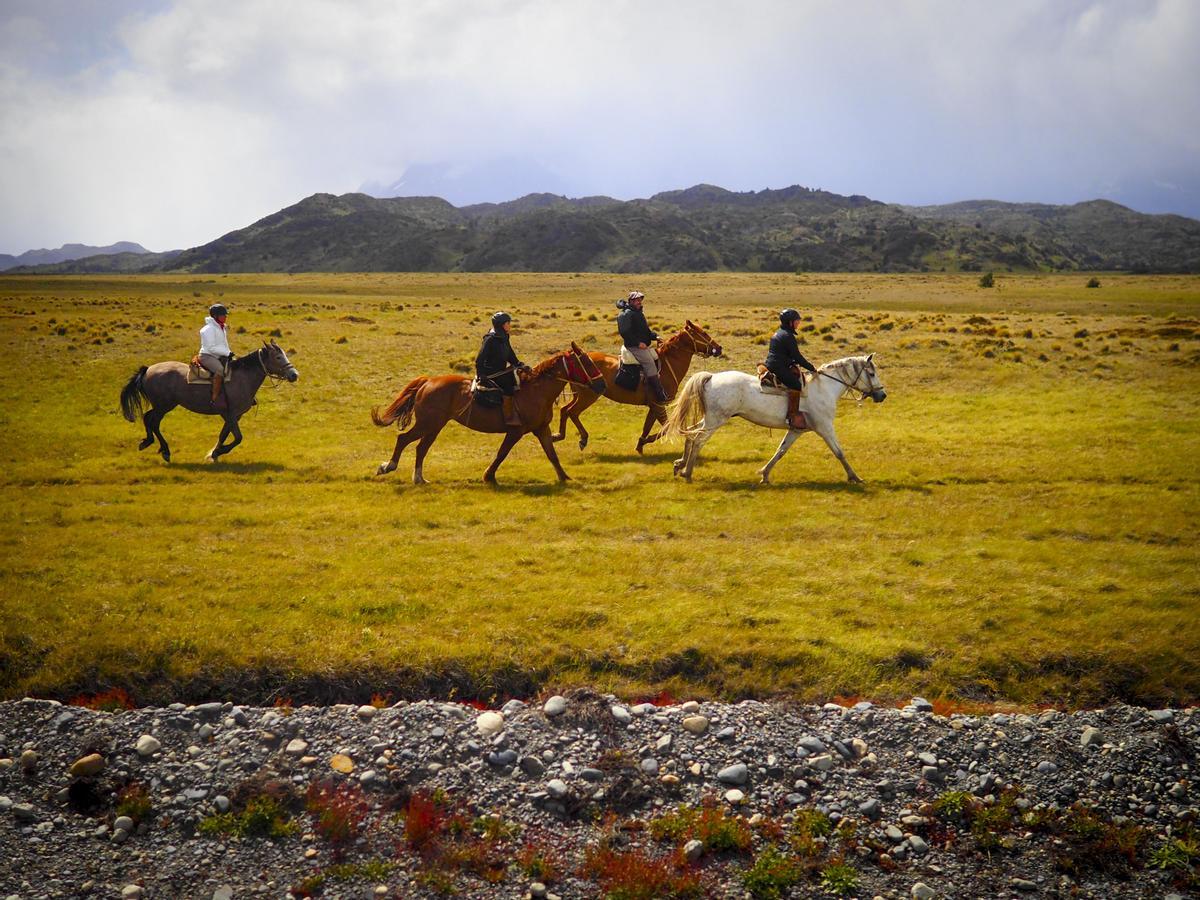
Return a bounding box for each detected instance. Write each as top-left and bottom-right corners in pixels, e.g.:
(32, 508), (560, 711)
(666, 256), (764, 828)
(0, 272), (1197, 708)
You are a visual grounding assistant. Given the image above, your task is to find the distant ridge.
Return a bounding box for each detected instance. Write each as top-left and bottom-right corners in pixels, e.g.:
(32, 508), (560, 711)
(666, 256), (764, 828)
(6, 187), (1198, 275)
(0, 241), (152, 272)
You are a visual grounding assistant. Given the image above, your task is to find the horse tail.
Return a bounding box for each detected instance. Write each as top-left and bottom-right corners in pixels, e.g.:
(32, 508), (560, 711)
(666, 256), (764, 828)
(660, 371), (712, 442)
(119, 366), (149, 422)
(371, 376), (428, 428)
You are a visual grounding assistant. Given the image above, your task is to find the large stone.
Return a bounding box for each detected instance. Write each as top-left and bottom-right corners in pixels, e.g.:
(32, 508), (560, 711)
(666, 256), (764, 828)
(285, 739), (309, 756)
(476, 711), (504, 736)
(911, 884), (935, 900)
(329, 754), (354, 774)
(520, 756), (546, 778)
(911, 697), (934, 712)
(808, 754), (834, 772)
(135, 735), (161, 757)
(683, 838), (703, 862)
(546, 779), (568, 800)
(543, 695), (568, 717)
(717, 763), (748, 785)
(681, 716), (709, 735)
(113, 816), (134, 833)
(724, 788), (745, 804)
(798, 736), (826, 754)
(69, 753), (105, 777)
(121, 887), (144, 899)
(20, 750), (38, 772)
(1080, 726), (1103, 748)
(357, 705), (378, 721)
(611, 705), (632, 725)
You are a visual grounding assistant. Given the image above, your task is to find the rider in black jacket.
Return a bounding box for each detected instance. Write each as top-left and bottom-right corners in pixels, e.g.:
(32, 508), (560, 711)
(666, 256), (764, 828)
(615, 291), (668, 403)
(475, 311), (527, 425)
(765, 308), (817, 429)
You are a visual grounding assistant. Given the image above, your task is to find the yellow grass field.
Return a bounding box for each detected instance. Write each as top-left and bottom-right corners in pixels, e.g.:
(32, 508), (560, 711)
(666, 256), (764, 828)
(0, 272), (1197, 709)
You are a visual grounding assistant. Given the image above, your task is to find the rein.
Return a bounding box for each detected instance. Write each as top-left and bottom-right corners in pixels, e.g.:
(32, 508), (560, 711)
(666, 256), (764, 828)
(659, 329), (717, 388)
(815, 362), (870, 400)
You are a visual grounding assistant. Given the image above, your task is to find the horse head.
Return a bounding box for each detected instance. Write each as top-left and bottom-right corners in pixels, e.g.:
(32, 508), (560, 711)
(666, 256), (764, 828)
(261, 338), (299, 383)
(684, 320), (723, 358)
(566, 342), (606, 394)
(858, 353), (885, 402)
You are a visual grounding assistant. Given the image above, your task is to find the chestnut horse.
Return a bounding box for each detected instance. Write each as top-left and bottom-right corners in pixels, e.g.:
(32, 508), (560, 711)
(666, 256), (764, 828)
(371, 342), (606, 484)
(551, 321), (723, 453)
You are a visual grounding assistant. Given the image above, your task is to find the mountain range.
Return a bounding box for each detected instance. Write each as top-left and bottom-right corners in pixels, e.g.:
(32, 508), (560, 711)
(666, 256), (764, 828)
(0, 242), (156, 272)
(7, 186), (1198, 274)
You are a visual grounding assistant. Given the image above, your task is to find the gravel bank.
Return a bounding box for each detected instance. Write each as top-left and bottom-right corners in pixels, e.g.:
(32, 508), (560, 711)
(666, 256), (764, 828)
(1, 694), (1196, 899)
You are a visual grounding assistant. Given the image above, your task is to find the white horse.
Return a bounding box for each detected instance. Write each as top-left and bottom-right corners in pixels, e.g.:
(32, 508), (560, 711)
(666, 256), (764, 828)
(660, 355), (886, 483)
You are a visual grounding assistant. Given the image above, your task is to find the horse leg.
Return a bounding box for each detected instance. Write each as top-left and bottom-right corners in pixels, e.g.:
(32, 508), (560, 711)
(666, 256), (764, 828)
(555, 391), (597, 450)
(377, 427), (423, 476)
(215, 418), (243, 460)
(412, 425), (445, 485)
(206, 420), (233, 463)
(682, 413), (729, 482)
(635, 407), (664, 454)
(139, 409), (158, 451)
(534, 425), (570, 482)
(150, 406), (174, 463)
(672, 433), (694, 478)
(812, 422), (863, 484)
(759, 429), (802, 484)
(483, 429), (524, 484)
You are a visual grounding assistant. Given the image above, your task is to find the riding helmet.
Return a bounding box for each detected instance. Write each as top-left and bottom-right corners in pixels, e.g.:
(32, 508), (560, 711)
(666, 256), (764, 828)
(209, 303), (229, 318)
(779, 308), (801, 329)
(491, 311), (512, 329)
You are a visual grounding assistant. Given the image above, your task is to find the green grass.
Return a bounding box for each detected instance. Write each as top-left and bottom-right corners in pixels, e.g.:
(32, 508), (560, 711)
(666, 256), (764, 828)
(1, 272), (1197, 706)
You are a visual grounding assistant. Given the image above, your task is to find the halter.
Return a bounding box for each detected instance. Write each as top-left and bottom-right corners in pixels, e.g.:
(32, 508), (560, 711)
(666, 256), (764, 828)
(659, 327), (718, 388)
(816, 359), (875, 401)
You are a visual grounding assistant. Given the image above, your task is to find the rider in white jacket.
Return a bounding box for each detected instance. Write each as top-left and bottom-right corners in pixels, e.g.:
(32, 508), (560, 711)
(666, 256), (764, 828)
(197, 304), (234, 409)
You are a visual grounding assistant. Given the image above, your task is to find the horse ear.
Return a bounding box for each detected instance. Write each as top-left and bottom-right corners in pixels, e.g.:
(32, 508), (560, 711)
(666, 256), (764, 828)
(685, 319), (693, 327)
(570, 341), (581, 352)
(867, 352), (874, 361)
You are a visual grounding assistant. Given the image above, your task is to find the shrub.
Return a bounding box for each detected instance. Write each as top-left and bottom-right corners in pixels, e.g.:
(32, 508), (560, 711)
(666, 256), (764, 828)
(820, 861), (859, 896)
(932, 790), (974, 820)
(516, 842), (564, 883)
(742, 845), (804, 899)
(114, 783), (153, 824)
(68, 687), (134, 711)
(402, 791), (447, 852)
(1086, 277), (1101, 288)
(198, 795), (298, 840)
(979, 272), (995, 288)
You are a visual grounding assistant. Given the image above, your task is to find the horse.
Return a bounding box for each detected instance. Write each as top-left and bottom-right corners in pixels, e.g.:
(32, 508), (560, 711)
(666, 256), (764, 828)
(551, 321), (724, 453)
(119, 339), (299, 463)
(660, 354), (887, 484)
(371, 342), (607, 484)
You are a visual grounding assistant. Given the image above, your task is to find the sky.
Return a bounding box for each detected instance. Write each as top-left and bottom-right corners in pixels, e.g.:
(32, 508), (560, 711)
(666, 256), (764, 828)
(1, 0), (1198, 254)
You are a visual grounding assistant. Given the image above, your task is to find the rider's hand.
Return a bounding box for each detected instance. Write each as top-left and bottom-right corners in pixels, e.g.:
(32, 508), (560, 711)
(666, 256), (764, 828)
(638, 343), (647, 349)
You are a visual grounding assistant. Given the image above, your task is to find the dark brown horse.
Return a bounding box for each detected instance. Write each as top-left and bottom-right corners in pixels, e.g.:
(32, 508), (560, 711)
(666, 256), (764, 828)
(552, 320), (723, 453)
(371, 342), (605, 484)
(119, 340), (298, 463)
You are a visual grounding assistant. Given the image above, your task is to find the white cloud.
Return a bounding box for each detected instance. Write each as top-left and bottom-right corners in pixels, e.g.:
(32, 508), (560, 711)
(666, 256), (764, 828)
(0, 0), (1197, 253)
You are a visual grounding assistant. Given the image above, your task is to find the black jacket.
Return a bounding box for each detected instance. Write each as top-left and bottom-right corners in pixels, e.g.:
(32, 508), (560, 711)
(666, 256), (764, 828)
(764, 327), (816, 375)
(475, 330), (522, 393)
(616, 302), (658, 349)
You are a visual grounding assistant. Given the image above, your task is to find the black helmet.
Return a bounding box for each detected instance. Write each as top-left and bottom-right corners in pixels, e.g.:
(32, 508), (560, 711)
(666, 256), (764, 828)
(779, 308), (801, 329)
(491, 311), (512, 329)
(209, 304), (228, 318)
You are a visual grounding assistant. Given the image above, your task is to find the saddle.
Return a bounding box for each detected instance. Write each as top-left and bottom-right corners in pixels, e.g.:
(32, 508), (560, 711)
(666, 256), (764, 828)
(756, 364), (809, 430)
(469, 376), (504, 408)
(187, 357), (232, 385)
(615, 345), (658, 391)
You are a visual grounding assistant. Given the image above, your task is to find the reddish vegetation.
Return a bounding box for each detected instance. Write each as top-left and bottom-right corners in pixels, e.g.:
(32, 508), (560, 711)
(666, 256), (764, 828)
(634, 690), (679, 707)
(402, 791), (447, 852)
(583, 844), (702, 899)
(67, 687), (134, 711)
(305, 780), (368, 850)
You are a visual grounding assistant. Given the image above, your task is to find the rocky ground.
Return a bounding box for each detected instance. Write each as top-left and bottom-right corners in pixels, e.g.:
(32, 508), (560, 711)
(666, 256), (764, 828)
(1, 693), (1197, 899)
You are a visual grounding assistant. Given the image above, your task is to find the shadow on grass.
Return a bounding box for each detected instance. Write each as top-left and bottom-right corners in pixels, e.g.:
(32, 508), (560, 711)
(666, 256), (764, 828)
(698, 479), (933, 494)
(171, 461), (289, 474)
(591, 451), (678, 464)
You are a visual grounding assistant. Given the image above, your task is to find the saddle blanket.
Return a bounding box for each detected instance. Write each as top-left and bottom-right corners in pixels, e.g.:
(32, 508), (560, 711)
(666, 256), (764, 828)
(618, 345), (658, 366)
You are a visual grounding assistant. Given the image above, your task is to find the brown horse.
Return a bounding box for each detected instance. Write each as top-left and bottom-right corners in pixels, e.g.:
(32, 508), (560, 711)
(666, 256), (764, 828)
(552, 320), (723, 453)
(371, 342), (606, 484)
(119, 340), (299, 463)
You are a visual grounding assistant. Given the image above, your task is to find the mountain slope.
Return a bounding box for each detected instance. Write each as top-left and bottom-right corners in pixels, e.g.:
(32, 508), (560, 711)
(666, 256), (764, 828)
(0, 241), (151, 272)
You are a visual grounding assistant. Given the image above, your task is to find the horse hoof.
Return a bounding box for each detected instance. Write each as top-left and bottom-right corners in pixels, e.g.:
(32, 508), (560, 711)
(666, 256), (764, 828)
(161, 453), (170, 463)
(138, 438), (153, 451)
(205, 453), (215, 463)
(376, 463), (389, 476)
(578, 438), (588, 451)
(635, 443), (645, 455)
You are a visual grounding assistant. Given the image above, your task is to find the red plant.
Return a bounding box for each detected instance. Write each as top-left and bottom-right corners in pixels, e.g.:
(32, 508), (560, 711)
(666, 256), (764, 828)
(583, 844), (702, 899)
(273, 696), (294, 713)
(305, 780), (367, 849)
(369, 692), (391, 709)
(403, 791), (446, 852)
(67, 687), (134, 711)
(633, 690), (678, 708)
(460, 699), (490, 711)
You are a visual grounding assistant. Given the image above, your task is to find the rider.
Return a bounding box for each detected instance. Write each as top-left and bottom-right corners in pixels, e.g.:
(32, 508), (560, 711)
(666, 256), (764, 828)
(764, 308), (817, 430)
(475, 311), (528, 427)
(197, 303), (234, 410)
(616, 290), (668, 404)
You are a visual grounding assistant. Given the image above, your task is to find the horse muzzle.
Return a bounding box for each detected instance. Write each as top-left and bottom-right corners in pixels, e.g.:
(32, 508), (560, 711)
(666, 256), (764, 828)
(709, 345), (724, 358)
(871, 389), (886, 403)
(590, 377), (607, 395)
(287, 369), (299, 383)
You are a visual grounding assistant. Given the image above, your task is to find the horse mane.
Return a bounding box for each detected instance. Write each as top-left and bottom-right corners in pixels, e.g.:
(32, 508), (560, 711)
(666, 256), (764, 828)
(231, 348), (263, 371)
(818, 355), (865, 374)
(528, 351), (567, 380)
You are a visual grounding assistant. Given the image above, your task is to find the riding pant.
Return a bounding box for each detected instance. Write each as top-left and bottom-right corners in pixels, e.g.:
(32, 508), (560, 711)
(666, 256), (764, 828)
(768, 366), (806, 392)
(198, 353), (229, 378)
(629, 346), (659, 377)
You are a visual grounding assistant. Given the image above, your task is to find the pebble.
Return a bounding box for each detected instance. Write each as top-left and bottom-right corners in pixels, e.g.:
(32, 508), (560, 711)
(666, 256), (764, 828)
(546, 779), (568, 800)
(20, 749), (39, 772)
(543, 695), (567, 717)
(120, 887), (143, 899)
(724, 789), (745, 804)
(717, 763), (748, 785)
(680, 701), (700, 713)
(684, 838), (703, 861)
(476, 711), (504, 736)
(611, 705), (632, 725)
(113, 816), (134, 832)
(1080, 726), (1103, 747)
(356, 704), (377, 720)
(520, 756), (546, 778)
(808, 754), (834, 772)
(285, 738), (309, 755)
(682, 715), (709, 734)
(69, 754), (105, 777)
(212, 888), (234, 900)
(329, 754), (354, 774)
(798, 735), (827, 754)
(911, 884), (935, 900)
(1011, 877), (1037, 892)
(1036, 761), (1058, 774)
(908, 834), (929, 855)
(641, 758), (660, 776)
(911, 697), (934, 713)
(135, 735), (161, 757)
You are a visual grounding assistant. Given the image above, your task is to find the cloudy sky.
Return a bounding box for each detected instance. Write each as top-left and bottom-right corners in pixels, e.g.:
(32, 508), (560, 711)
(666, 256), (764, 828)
(1, 0), (1197, 254)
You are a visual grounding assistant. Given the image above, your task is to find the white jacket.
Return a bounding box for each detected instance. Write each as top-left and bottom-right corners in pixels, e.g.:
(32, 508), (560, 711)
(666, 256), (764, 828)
(198, 317), (232, 357)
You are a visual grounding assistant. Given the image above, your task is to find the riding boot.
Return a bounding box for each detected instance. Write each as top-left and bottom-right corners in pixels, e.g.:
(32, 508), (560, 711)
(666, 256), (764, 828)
(210, 375), (228, 410)
(645, 374), (669, 405)
(502, 395), (522, 427)
(786, 390), (806, 430)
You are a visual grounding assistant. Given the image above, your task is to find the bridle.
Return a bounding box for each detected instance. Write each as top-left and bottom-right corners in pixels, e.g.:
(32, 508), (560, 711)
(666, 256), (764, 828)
(816, 359), (877, 401)
(659, 326), (720, 387)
